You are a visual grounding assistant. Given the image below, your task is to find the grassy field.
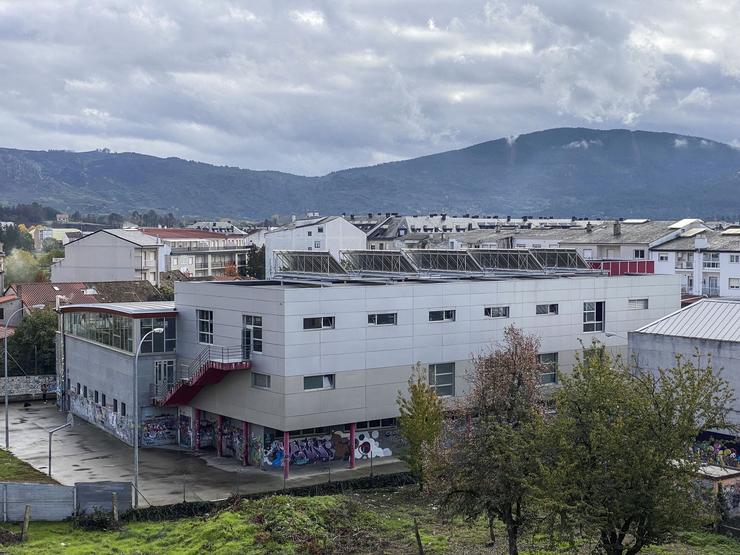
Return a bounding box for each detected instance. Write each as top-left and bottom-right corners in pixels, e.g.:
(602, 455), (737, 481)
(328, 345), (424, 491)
(0, 487), (739, 554)
(0, 448), (56, 484)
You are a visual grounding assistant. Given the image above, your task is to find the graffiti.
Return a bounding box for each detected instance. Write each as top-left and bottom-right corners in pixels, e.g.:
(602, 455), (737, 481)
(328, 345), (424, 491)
(142, 415), (177, 446)
(355, 430), (393, 460)
(198, 420), (215, 448)
(263, 440), (285, 468)
(69, 391), (133, 444)
(249, 434), (264, 467)
(219, 419), (242, 458)
(179, 415), (192, 448)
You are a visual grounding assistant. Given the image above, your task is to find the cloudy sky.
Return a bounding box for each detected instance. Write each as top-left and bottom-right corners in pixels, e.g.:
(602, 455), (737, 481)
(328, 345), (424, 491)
(1, 0), (740, 175)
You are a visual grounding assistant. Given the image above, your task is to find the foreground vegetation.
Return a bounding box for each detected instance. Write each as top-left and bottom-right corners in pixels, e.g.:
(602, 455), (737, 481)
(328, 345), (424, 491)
(0, 449), (56, 484)
(0, 487), (738, 554)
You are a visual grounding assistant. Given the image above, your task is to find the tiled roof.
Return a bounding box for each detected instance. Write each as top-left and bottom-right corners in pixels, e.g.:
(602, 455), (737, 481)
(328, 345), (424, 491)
(0, 294), (18, 304)
(12, 282), (98, 308)
(101, 229), (162, 247)
(9, 280), (165, 308)
(652, 229), (740, 252)
(635, 299), (740, 342)
(140, 227), (229, 239)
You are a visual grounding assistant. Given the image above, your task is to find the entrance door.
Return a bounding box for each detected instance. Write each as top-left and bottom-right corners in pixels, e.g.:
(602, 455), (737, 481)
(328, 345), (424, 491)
(154, 360), (175, 396)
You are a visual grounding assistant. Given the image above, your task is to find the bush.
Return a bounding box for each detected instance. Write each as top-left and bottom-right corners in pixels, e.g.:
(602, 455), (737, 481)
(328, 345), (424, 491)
(72, 508), (122, 531)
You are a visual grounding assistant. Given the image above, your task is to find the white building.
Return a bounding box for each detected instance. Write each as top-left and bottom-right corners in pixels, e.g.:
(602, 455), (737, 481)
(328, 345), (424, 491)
(265, 216), (366, 278)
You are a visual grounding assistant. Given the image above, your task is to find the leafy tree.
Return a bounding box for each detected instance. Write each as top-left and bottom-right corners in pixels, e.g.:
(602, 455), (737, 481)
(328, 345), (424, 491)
(246, 245), (265, 279)
(6, 308), (57, 375)
(5, 249), (43, 283)
(0, 225), (34, 252)
(430, 326), (545, 554)
(543, 346), (735, 555)
(223, 261), (238, 277)
(397, 363), (444, 490)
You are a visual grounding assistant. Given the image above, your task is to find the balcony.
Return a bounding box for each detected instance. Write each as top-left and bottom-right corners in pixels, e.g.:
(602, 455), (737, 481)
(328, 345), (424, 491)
(152, 345), (251, 406)
(702, 286), (720, 297)
(702, 262), (720, 270)
(675, 262), (693, 270)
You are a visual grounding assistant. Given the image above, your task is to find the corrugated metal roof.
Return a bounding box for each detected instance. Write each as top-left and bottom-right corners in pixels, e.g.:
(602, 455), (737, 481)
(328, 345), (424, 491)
(635, 299), (740, 342)
(60, 301), (176, 315)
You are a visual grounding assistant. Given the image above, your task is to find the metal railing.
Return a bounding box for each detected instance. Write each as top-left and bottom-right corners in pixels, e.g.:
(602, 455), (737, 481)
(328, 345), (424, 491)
(702, 286), (720, 297)
(675, 262), (693, 270)
(703, 262), (720, 270)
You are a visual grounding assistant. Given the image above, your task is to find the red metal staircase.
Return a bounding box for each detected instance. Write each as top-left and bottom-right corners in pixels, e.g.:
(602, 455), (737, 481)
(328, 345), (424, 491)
(153, 345), (251, 406)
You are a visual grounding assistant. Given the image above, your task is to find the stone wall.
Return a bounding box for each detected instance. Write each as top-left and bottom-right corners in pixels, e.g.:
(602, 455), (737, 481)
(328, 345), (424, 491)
(0, 374), (56, 401)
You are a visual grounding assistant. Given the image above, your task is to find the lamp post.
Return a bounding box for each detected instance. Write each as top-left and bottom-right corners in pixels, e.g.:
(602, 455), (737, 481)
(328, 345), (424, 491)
(4, 303), (45, 450)
(133, 326), (164, 508)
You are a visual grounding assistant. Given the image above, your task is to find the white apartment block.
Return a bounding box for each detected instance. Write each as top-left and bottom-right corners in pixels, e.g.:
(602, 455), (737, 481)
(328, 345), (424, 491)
(265, 216), (366, 278)
(58, 248), (681, 475)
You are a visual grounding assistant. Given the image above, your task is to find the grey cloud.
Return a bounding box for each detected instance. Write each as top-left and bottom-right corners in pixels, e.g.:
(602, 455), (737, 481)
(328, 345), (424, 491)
(0, 0), (739, 175)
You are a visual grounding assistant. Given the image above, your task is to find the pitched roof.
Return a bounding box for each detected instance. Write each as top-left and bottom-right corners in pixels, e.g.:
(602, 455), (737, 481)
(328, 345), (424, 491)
(104, 229), (163, 246)
(652, 229), (740, 252)
(140, 227), (228, 239)
(514, 220), (684, 245)
(635, 299), (740, 342)
(83, 281), (165, 303)
(12, 282), (98, 308)
(9, 280), (165, 308)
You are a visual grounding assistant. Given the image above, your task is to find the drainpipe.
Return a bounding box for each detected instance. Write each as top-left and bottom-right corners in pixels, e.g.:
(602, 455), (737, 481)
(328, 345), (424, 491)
(349, 423), (356, 469)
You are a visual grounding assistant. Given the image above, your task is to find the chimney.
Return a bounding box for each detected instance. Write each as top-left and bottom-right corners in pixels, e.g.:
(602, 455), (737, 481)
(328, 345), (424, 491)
(613, 220), (621, 236)
(368, 213), (372, 219)
(441, 213), (447, 221)
(586, 222), (593, 233)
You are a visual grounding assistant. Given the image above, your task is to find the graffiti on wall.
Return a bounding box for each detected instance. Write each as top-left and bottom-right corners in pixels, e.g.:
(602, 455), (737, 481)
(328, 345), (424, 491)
(249, 434), (264, 466)
(69, 391), (133, 444)
(141, 415), (177, 446)
(179, 415), (192, 448)
(354, 430), (393, 460)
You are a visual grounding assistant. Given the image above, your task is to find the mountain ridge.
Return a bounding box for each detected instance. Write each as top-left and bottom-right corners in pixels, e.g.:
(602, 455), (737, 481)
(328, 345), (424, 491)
(1, 127), (739, 220)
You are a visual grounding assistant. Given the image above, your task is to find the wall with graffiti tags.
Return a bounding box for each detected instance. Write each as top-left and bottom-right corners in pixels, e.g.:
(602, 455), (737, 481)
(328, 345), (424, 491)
(141, 414), (177, 446)
(69, 391), (134, 445)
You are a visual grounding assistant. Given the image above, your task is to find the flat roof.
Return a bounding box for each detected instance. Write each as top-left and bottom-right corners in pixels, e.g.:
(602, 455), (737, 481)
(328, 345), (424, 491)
(59, 301), (176, 318)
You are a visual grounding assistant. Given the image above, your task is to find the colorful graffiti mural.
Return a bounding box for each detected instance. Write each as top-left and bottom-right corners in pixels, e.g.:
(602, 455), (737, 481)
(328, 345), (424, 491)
(69, 391), (133, 444)
(141, 415), (177, 446)
(354, 430), (393, 460)
(178, 415), (192, 448)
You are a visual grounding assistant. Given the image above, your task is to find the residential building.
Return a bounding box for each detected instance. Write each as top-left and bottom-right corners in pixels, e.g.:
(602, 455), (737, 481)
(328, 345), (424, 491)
(51, 229), (164, 285)
(629, 298), (740, 427)
(264, 216), (367, 278)
(30, 226), (83, 250)
(189, 221), (247, 235)
(6, 280), (165, 310)
(59, 248), (680, 473)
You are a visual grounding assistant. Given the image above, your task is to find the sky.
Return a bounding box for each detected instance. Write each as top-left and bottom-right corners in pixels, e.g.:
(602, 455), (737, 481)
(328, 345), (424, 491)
(2, 0), (740, 175)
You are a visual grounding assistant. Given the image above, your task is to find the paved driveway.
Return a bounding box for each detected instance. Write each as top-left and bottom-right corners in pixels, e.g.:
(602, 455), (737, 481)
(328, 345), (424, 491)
(5, 401), (406, 505)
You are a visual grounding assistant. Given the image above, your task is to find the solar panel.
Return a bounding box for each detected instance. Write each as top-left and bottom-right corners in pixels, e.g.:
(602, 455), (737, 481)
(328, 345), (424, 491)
(340, 250), (417, 273)
(530, 249), (590, 270)
(404, 249), (483, 273)
(273, 251), (347, 275)
(468, 249), (544, 272)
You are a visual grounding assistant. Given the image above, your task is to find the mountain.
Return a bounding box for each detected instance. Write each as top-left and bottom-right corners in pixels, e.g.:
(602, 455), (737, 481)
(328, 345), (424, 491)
(2, 128), (740, 219)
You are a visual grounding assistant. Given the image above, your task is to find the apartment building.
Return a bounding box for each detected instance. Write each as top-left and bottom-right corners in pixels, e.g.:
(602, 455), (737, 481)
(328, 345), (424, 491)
(265, 216), (366, 278)
(51, 229), (164, 285)
(58, 248), (681, 474)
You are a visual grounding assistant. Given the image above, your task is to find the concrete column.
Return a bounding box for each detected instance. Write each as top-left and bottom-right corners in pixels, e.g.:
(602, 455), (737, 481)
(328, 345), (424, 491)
(283, 431), (290, 480)
(242, 421), (249, 466)
(349, 423), (356, 469)
(216, 415), (224, 457)
(194, 409), (201, 450)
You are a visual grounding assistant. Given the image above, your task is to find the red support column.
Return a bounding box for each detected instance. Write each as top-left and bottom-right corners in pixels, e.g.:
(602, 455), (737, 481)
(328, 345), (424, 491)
(242, 421), (249, 466)
(349, 423), (356, 469)
(194, 409), (201, 450)
(216, 415), (224, 457)
(283, 431), (290, 480)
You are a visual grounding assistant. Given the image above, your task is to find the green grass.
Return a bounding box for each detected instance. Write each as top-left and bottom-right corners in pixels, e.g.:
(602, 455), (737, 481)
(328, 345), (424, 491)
(0, 448), (56, 484)
(1, 487), (740, 554)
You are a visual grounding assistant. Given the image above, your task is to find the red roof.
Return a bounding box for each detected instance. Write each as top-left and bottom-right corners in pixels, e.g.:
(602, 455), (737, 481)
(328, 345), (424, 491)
(140, 228), (227, 239)
(11, 282), (98, 308)
(0, 295), (18, 304)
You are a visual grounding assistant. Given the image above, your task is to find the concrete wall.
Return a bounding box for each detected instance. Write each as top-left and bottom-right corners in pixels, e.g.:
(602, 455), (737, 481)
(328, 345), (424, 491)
(176, 273), (680, 431)
(0, 374), (56, 401)
(630, 332), (740, 424)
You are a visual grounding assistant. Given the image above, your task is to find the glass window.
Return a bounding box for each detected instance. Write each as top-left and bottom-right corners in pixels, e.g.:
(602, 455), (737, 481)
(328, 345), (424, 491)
(628, 298), (649, 310)
(94, 390), (99, 404)
(658, 253), (669, 261)
(583, 301), (605, 332)
(64, 311), (134, 352)
(197, 310), (213, 344)
(252, 372), (271, 389)
(429, 310), (455, 322)
(317, 226), (324, 233)
(304, 374), (335, 390)
(83, 386), (87, 398)
(633, 249), (646, 259)
(730, 278), (740, 290)
(121, 402), (127, 416)
(428, 363), (455, 396)
(314, 241), (321, 248)
(140, 318), (176, 353)
(731, 255), (740, 264)
(101, 393), (106, 406)
(536, 304), (558, 315)
(539, 353), (558, 384)
(303, 316), (335, 330)
(243, 315), (263, 353)
(368, 313), (397, 326)
(484, 306), (510, 318)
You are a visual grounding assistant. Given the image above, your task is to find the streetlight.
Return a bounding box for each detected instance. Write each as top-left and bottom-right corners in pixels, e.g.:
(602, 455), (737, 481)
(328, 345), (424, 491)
(4, 303), (45, 450)
(133, 326), (164, 508)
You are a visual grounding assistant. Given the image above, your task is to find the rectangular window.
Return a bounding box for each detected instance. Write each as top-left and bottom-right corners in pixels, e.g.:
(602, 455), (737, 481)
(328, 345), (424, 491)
(154, 360), (176, 388)
(94, 390), (99, 404)
(429, 310), (456, 322)
(484, 306), (510, 318)
(243, 315), (263, 353)
(101, 393), (106, 406)
(633, 249), (646, 259)
(83, 386), (87, 398)
(171, 257), (178, 266)
(307, 230), (312, 236)
(658, 253), (669, 261)
(113, 399), (118, 413)
(582, 248), (593, 259)
(314, 241), (321, 248)
(0, 308), (3, 320)
(583, 301), (605, 332)
(368, 313), (397, 326)
(197, 310), (213, 344)
(121, 402), (127, 417)
(76, 383), (81, 394)
(539, 353), (558, 384)
(428, 363), (455, 397)
(536, 304), (558, 315)
(303, 374), (335, 390)
(303, 316), (335, 330)
(140, 317), (176, 353)
(252, 372), (271, 389)
(730, 278), (740, 290)
(731, 255), (740, 263)
(628, 298), (649, 310)
(317, 226), (324, 233)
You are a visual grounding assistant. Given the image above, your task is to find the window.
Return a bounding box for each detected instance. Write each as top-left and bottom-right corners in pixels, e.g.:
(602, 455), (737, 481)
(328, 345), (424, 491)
(303, 316), (335, 330)
(484, 306), (510, 318)
(368, 313), (397, 326)
(64, 311), (134, 352)
(121, 402), (127, 416)
(730, 278), (740, 290)
(582, 249), (593, 259)
(633, 249), (646, 259)
(94, 390), (99, 404)
(140, 318), (176, 353)
(539, 353), (558, 384)
(0, 308), (3, 320)
(101, 393), (106, 406)
(658, 253), (669, 261)
(429, 310), (456, 322)
(197, 310), (213, 344)
(304, 374), (335, 390)
(628, 298), (649, 310)
(307, 230), (312, 236)
(171, 257), (178, 266)
(428, 363), (455, 396)
(314, 241), (321, 248)
(154, 360), (175, 387)
(113, 399), (118, 413)
(583, 301), (605, 332)
(731, 255), (740, 263)
(252, 372), (271, 389)
(243, 315), (263, 353)
(83, 386), (88, 398)
(536, 304), (558, 315)
(317, 226), (324, 233)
